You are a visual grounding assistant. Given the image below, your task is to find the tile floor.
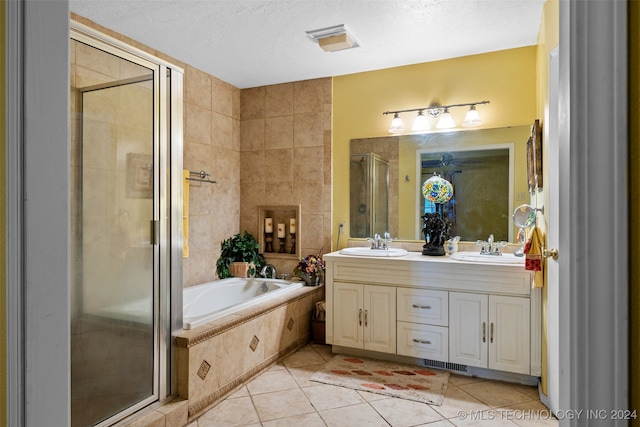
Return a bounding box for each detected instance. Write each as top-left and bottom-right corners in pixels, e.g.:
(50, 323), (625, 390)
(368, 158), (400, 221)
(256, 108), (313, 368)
(188, 343), (558, 427)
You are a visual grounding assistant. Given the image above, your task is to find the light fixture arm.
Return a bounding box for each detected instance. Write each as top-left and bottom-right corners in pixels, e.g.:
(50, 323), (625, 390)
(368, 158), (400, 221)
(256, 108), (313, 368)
(383, 100), (489, 117)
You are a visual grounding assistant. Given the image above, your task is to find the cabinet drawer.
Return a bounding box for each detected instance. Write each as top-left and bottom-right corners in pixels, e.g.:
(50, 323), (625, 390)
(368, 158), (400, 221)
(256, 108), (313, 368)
(397, 322), (448, 362)
(397, 288), (448, 326)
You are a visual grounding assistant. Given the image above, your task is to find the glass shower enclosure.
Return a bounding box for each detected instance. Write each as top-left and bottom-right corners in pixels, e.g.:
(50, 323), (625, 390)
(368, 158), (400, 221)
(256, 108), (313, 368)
(70, 23), (183, 427)
(349, 153), (389, 238)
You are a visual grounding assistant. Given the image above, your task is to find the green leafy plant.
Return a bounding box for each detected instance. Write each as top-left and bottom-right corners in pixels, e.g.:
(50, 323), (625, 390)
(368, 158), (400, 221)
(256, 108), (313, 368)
(216, 231), (266, 279)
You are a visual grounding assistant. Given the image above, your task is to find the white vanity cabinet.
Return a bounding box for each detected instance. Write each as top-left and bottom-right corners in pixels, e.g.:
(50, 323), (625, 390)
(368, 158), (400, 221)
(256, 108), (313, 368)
(449, 292), (530, 375)
(324, 251), (541, 379)
(333, 282), (396, 353)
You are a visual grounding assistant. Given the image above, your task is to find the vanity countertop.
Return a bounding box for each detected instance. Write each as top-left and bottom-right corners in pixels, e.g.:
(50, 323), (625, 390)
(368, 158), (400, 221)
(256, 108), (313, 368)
(324, 249), (527, 270)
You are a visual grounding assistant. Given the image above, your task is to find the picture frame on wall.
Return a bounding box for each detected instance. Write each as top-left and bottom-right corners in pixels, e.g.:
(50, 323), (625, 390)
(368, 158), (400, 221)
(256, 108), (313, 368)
(527, 119), (543, 192)
(126, 152), (153, 198)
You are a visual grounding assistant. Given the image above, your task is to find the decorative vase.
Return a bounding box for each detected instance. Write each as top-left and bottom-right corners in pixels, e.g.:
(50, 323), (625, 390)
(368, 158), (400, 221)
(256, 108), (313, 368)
(299, 272), (320, 286)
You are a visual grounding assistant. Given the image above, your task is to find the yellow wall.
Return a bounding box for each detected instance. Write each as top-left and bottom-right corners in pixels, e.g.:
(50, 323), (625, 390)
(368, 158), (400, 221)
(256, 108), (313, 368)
(1, 0), (6, 423)
(333, 46), (538, 246)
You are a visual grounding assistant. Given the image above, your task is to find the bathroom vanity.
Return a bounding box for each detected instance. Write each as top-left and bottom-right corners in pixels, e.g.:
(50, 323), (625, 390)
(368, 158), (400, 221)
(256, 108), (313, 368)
(323, 250), (541, 381)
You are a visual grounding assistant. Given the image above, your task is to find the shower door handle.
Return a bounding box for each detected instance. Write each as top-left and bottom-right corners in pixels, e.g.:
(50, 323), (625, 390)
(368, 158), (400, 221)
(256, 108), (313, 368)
(150, 220), (159, 245)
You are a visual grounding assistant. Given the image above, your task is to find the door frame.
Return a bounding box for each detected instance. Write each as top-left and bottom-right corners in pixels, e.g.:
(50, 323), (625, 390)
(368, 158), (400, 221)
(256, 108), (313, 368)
(558, 1), (628, 422)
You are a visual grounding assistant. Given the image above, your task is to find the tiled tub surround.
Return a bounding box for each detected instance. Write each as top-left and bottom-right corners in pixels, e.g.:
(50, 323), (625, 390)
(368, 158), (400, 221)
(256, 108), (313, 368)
(176, 284), (324, 422)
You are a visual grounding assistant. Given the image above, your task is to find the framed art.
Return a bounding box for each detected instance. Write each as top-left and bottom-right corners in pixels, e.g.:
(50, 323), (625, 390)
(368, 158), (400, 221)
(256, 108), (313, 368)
(126, 152), (153, 198)
(527, 119), (543, 192)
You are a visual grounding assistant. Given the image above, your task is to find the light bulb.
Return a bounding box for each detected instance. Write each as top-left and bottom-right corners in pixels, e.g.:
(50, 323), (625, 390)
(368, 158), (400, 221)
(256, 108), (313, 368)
(411, 111), (430, 132)
(463, 105), (482, 127)
(436, 108), (455, 129)
(388, 113), (404, 134)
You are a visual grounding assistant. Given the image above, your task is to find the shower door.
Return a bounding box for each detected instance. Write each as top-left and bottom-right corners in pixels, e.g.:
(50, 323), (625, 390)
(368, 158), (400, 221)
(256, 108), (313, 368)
(70, 27), (180, 427)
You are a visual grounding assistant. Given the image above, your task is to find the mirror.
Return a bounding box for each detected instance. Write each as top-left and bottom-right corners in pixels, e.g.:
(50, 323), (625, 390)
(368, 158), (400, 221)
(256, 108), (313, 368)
(350, 125), (531, 242)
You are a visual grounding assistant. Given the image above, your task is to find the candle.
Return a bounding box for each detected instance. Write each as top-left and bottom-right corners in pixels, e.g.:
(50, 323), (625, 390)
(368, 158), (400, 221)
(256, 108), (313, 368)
(289, 218), (296, 234)
(277, 223), (286, 238)
(265, 217), (273, 233)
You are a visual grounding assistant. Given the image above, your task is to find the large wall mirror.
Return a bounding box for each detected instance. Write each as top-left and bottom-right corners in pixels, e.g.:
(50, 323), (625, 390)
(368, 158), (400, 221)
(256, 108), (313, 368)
(350, 125), (531, 243)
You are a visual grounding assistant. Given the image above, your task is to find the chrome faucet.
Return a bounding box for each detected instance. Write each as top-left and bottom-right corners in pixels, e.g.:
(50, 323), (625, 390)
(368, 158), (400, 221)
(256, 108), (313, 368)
(367, 231), (393, 250)
(477, 234), (505, 255)
(261, 264), (277, 279)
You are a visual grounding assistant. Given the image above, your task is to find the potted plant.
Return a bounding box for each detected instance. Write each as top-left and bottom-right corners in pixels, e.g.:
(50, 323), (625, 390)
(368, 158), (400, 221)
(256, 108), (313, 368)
(216, 231), (266, 279)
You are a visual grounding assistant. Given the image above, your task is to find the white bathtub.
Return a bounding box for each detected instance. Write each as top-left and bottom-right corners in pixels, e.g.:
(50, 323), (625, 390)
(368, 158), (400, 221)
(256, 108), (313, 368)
(183, 277), (304, 329)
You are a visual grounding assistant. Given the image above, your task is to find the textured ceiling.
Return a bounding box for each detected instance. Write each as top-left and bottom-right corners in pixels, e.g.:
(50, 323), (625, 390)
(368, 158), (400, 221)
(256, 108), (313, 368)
(70, 0), (546, 89)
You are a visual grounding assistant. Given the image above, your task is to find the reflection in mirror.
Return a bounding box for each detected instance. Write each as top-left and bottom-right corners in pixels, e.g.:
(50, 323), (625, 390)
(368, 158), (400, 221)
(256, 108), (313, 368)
(350, 126), (531, 243)
(418, 146), (511, 242)
(350, 153), (389, 238)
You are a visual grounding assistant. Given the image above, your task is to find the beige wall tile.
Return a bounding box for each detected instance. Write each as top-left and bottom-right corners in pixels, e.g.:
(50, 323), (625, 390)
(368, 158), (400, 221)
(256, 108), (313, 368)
(211, 112), (233, 149)
(241, 86), (266, 120)
(264, 149), (294, 183)
(185, 66), (212, 109)
(294, 113), (324, 147)
(266, 116), (294, 149)
(240, 118), (266, 152)
(264, 182), (294, 205)
(266, 83), (294, 117)
(293, 147), (323, 182)
(294, 79), (324, 114)
(212, 77), (234, 117)
(185, 102), (212, 145)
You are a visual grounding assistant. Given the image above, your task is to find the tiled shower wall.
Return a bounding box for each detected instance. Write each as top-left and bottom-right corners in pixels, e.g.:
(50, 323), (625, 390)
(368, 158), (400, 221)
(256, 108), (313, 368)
(238, 80), (332, 277)
(73, 15), (333, 288)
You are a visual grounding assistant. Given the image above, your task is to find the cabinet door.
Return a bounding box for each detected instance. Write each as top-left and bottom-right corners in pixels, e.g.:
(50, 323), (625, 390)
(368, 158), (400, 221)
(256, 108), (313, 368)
(333, 282), (363, 348)
(363, 285), (396, 353)
(449, 292), (488, 368)
(489, 295), (530, 374)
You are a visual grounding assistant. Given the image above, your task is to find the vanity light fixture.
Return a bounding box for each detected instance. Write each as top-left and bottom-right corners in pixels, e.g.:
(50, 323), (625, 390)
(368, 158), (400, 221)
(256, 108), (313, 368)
(388, 112), (404, 134)
(306, 24), (359, 52)
(383, 100), (489, 134)
(435, 108), (455, 129)
(462, 104), (483, 126)
(411, 110), (431, 132)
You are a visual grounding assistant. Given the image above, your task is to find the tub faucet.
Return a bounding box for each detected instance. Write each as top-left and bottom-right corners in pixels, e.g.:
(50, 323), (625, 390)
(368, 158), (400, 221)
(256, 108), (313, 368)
(261, 264), (277, 279)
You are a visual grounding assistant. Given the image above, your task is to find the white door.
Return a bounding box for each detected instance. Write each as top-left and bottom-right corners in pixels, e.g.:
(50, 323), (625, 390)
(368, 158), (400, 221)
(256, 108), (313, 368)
(546, 47), (561, 413)
(449, 292), (488, 368)
(489, 295), (530, 374)
(364, 285), (396, 353)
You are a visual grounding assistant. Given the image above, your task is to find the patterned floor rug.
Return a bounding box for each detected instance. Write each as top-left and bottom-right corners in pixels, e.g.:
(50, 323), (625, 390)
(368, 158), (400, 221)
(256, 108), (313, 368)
(310, 355), (449, 406)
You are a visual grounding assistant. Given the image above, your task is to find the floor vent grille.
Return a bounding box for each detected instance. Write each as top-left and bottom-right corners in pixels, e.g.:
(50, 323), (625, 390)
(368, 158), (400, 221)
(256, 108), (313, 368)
(424, 359), (468, 373)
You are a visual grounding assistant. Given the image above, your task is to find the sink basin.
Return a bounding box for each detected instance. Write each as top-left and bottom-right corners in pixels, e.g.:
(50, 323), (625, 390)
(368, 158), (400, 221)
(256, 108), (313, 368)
(449, 251), (525, 264)
(339, 247), (409, 257)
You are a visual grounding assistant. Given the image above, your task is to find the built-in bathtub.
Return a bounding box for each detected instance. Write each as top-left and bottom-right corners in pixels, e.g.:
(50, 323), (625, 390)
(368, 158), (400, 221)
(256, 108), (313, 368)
(183, 277), (304, 329)
(176, 277), (324, 422)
